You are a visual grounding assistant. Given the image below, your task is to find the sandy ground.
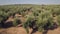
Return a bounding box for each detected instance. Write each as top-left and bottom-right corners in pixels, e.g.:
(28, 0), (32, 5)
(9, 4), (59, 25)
(0, 27), (60, 34)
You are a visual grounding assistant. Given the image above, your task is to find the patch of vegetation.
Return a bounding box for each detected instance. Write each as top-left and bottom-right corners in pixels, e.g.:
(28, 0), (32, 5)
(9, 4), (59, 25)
(0, 4), (60, 34)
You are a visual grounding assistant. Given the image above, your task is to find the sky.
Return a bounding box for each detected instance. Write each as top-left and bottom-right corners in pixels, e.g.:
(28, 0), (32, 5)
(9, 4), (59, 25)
(0, 0), (60, 5)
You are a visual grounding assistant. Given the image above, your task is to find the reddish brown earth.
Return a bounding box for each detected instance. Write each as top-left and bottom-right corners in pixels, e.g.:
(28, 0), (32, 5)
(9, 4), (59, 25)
(0, 27), (60, 34)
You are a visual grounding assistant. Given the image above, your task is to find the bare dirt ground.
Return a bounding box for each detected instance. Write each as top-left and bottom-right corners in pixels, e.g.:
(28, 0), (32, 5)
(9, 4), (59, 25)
(47, 27), (60, 34)
(0, 27), (60, 34)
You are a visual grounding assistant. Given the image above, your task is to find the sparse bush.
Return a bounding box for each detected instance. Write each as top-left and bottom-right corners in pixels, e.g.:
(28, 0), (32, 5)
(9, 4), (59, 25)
(0, 5), (60, 34)
(13, 18), (20, 26)
(57, 15), (60, 26)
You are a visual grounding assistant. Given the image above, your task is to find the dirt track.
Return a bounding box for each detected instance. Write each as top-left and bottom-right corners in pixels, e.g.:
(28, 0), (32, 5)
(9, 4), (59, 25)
(0, 27), (60, 34)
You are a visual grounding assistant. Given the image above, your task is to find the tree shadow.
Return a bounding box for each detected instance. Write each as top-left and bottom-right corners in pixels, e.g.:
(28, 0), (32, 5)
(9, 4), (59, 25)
(42, 30), (48, 34)
(30, 27), (38, 34)
(29, 20), (38, 34)
(0, 19), (22, 28)
(42, 22), (58, 34)
(3, 21), (13, 28)
(1, 21), (13, 28)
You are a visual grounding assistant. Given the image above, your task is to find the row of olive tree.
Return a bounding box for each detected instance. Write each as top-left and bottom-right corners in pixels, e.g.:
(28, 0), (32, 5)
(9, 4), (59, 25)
(0, 6), (60, 34)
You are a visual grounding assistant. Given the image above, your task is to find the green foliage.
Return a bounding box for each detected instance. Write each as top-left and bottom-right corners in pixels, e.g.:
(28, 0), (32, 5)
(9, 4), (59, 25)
(13, 17), (20, 26)
(23, 14), (34, 33)
(35, 11), (54, 32)
(51, 8), (60, 15)
(57, 15), (60, 26)
(0, 5), (60, 34)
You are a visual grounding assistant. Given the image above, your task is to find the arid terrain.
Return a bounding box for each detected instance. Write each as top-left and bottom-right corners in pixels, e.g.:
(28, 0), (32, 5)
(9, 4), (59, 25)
(0, 27), (60, 34)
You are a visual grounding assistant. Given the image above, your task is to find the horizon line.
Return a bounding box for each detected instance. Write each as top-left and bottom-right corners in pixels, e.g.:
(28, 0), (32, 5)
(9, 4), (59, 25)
(0, 3), (60, 6)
